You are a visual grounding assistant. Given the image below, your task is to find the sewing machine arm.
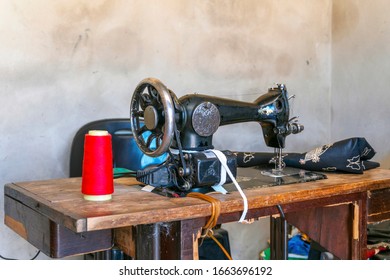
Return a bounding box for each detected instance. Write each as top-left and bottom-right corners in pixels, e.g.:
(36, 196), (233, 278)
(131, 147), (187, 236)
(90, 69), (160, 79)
(174, 84), (302, 150)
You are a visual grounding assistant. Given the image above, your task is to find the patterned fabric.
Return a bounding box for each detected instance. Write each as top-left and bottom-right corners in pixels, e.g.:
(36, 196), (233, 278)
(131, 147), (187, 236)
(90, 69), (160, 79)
(367, 220), (390, 259)
(235, 137), (380, 174)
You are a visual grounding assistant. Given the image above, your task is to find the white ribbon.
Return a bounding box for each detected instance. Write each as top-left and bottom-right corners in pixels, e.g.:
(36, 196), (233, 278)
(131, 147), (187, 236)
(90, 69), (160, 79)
(169, 148), (249, 222)
(209, 149), (248, 223)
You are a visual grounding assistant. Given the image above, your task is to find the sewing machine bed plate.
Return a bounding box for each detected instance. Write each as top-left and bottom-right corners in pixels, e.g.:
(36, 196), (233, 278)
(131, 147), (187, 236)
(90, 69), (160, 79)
(151, 166), (327, 197)
(224, 166), (327, 192)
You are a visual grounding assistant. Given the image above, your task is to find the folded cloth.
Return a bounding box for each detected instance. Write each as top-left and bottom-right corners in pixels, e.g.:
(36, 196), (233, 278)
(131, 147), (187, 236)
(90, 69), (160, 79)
(367, 246), (390, 260)
(367, 220), (390, 244)
(288, 234), (311, 259)
(367, 221), (390, 259)
(235, 137), (380, 174)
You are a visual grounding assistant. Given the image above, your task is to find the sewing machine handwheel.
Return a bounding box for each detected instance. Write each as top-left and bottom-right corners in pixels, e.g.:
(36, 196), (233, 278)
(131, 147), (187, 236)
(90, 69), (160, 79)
(130, 78), (175, 157)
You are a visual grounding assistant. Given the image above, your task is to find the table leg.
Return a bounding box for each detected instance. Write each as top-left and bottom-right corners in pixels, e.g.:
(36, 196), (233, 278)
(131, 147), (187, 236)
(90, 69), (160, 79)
(134, 218), (203, 260)
(270, 215), (288, 260)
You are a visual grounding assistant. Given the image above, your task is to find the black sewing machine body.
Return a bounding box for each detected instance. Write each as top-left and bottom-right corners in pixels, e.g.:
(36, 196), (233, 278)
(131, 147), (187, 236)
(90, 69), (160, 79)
(175, 87), (295, 151)
(130, 78), (303, 192)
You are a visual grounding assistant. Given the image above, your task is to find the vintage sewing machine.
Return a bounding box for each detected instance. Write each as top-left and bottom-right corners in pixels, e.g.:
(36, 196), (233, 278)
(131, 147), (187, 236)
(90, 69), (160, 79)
(130, 77), (304, 192)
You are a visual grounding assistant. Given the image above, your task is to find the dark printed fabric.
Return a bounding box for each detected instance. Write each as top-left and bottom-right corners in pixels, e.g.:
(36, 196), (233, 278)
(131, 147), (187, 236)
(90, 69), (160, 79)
(235, 137), (380, 174)
(235, 152), (274, 167)
(367, 220), (390, 245)
(367, 221), (390, 259)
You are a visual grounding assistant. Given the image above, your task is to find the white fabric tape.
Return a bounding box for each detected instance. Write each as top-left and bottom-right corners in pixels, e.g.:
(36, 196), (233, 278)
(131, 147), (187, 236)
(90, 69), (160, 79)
(209, 149), (248, 223)
(212, 150), (227, 187)
(169, 148), (249, 222)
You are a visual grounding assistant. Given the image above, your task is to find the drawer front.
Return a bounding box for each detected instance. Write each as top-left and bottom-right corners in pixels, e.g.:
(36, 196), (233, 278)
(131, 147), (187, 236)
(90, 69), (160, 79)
(368, 188), (390, 223)
(4, 196), (112, 258)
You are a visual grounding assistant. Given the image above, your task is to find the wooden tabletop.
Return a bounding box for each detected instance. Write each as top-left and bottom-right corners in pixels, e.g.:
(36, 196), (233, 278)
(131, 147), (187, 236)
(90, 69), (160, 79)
(4, 167), (390, 233)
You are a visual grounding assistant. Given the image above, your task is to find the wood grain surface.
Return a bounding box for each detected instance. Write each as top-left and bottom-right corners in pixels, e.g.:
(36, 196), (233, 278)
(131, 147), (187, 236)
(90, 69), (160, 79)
(4, 168), (390, 233)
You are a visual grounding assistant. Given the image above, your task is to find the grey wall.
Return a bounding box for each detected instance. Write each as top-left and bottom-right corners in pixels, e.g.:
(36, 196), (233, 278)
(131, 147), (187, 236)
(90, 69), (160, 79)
(0, 0), (388, 260)
(331, 0), (390, 168)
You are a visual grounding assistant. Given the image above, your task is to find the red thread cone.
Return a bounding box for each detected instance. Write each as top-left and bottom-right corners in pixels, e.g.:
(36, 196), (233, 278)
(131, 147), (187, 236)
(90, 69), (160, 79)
(81, 130), (114, 201)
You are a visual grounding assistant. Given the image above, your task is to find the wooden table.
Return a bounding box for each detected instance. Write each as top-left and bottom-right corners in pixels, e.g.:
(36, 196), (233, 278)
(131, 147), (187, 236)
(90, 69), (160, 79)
(4, 167), (390, 260)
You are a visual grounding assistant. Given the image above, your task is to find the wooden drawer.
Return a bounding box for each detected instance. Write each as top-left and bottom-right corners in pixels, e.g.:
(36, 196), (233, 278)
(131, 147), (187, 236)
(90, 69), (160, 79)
(4, 196), (112, 258)
(368, 188), (390, 223)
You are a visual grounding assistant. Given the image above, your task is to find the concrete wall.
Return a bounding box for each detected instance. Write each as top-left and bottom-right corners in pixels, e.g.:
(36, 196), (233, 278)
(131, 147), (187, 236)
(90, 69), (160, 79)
(331, 0), (390, 167)
(0, 0), (387, 260)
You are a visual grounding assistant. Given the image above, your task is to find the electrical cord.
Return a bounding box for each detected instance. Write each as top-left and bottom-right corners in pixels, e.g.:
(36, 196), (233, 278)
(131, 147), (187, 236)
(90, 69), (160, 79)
(0, 250), (41, 260)
(187, 192), (232, 260)
(276, 204), (288, 260)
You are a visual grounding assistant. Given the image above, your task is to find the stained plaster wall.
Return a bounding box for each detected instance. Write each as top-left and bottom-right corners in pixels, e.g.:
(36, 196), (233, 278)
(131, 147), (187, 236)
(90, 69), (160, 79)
(0, 0), (387, 260)
(331, 0), (390, 168)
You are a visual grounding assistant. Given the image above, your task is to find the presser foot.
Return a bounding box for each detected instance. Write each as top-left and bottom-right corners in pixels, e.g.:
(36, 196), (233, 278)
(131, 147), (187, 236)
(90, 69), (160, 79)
(261, 148), (291, 177)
